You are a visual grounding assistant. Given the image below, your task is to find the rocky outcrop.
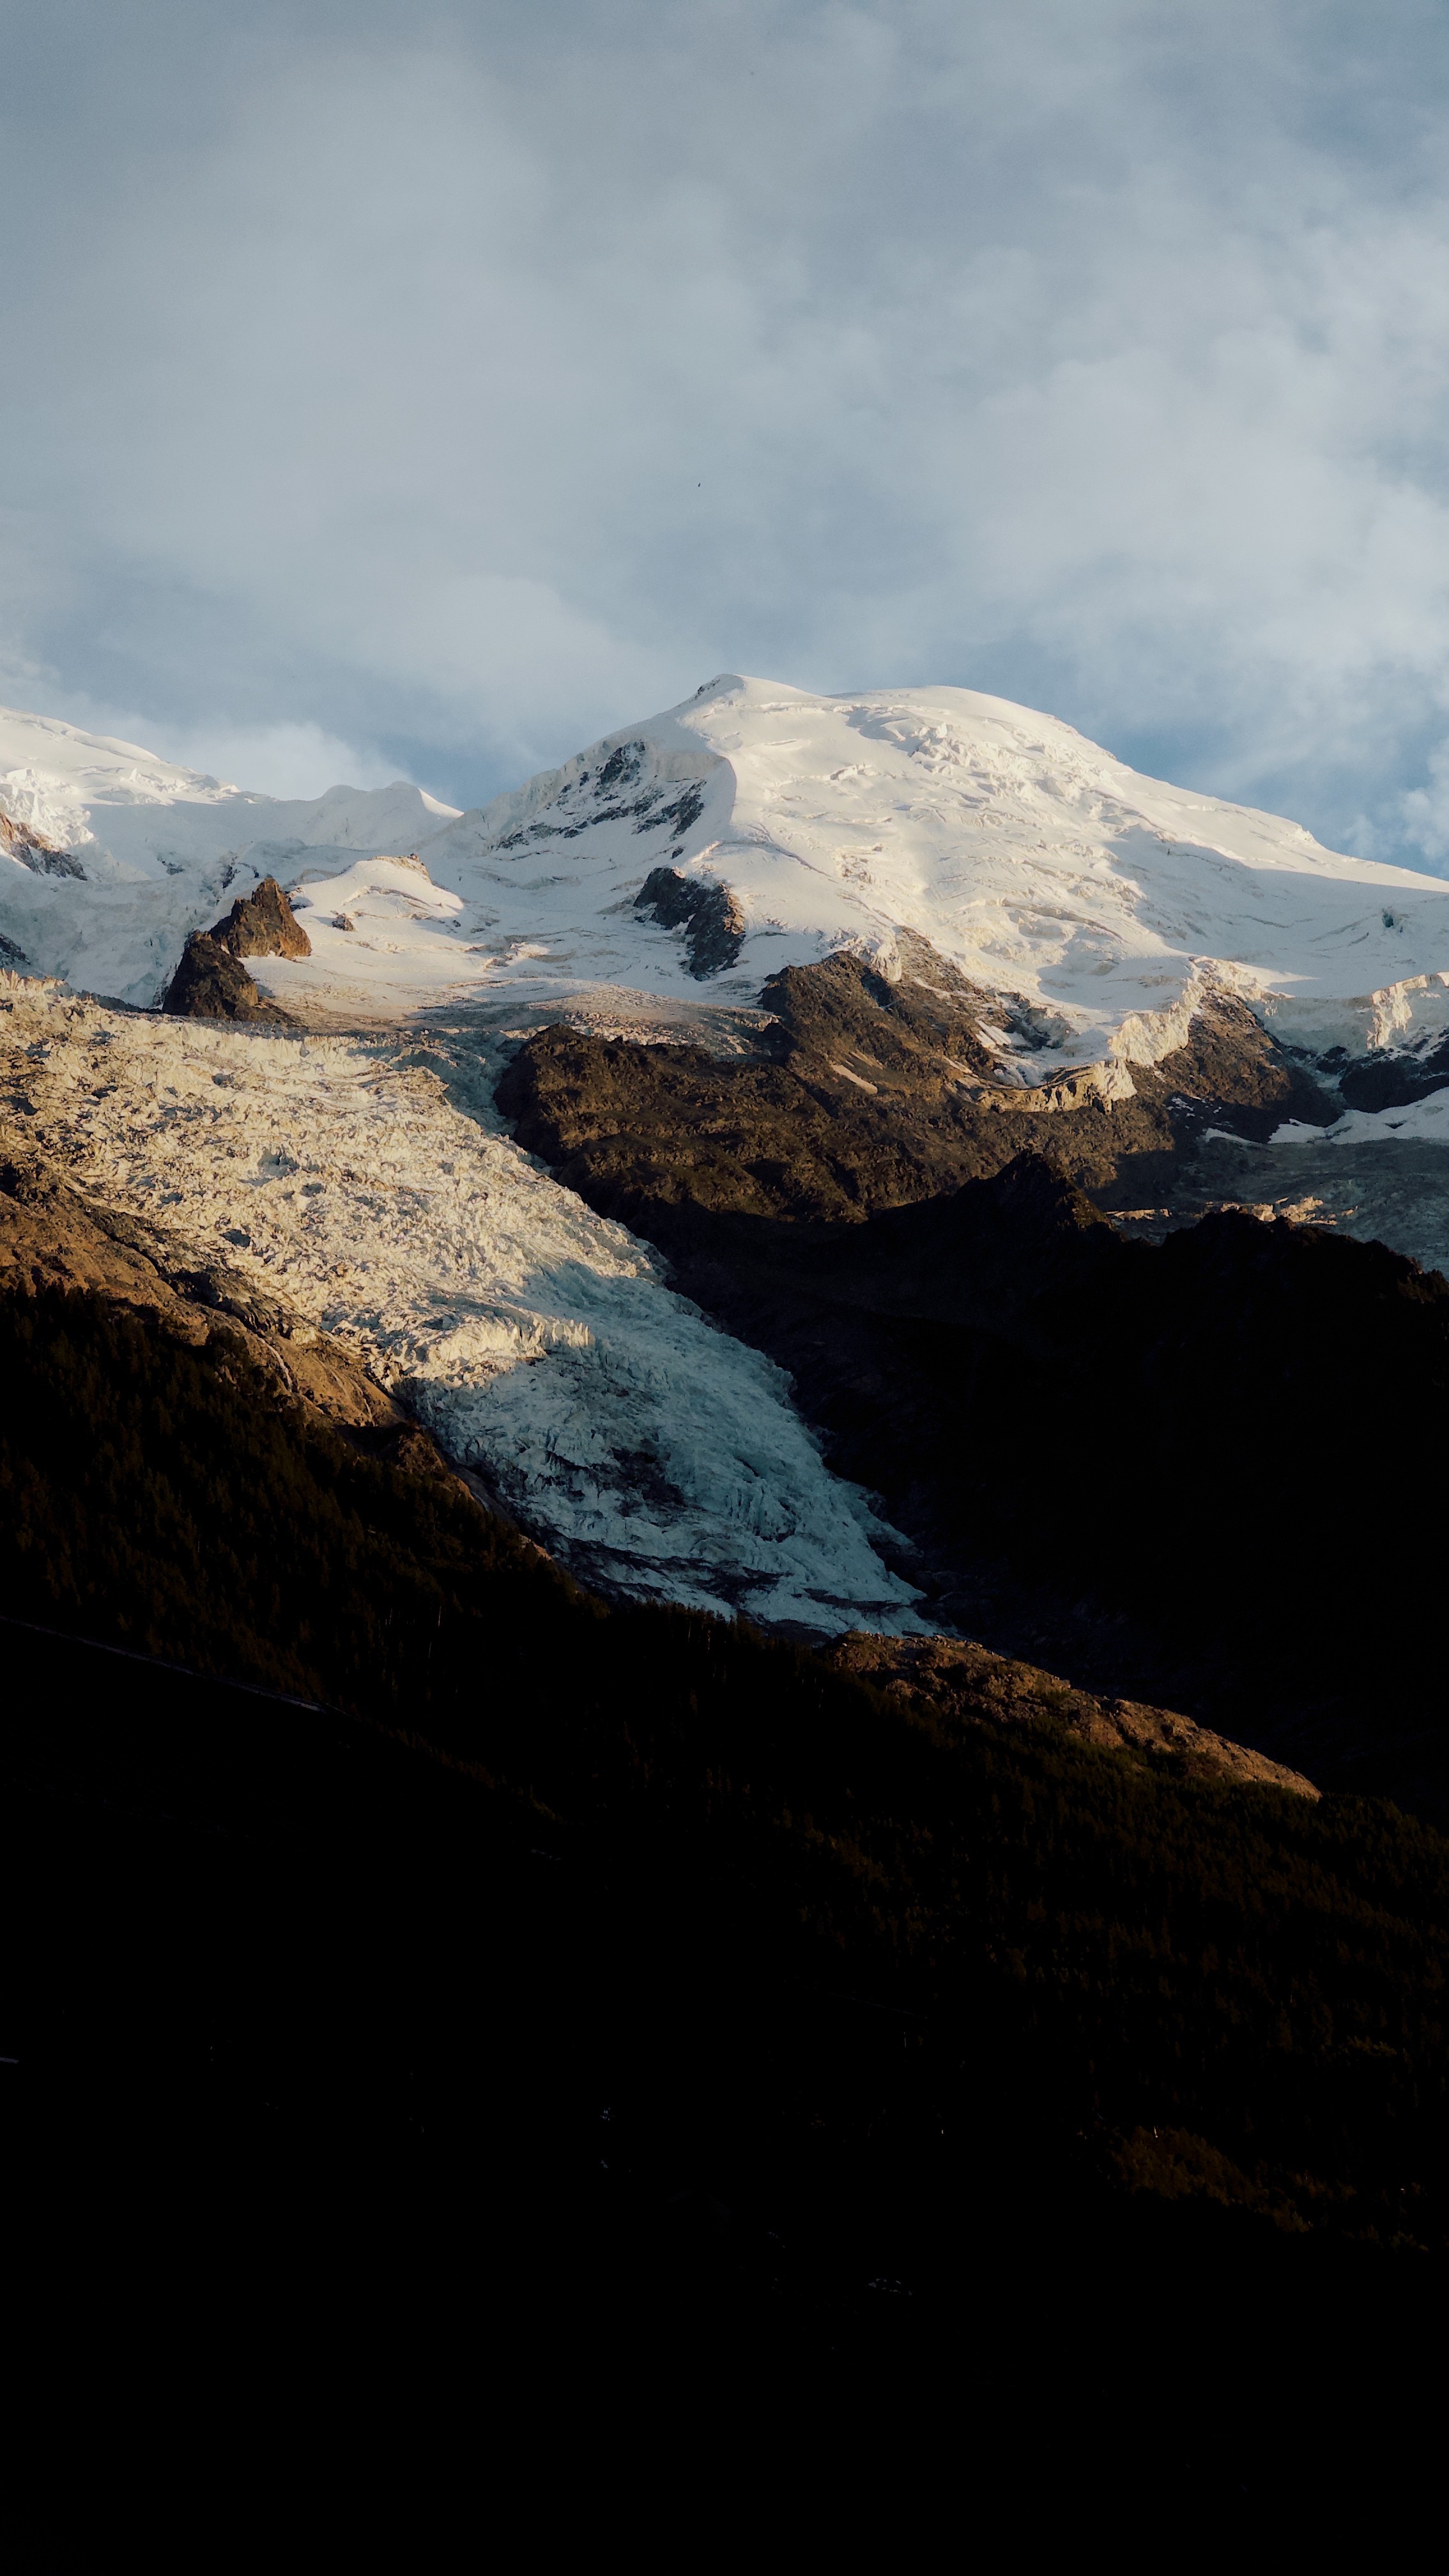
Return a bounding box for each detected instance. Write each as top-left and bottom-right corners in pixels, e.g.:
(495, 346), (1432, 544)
(1, 808), (85, 878)
(207, 875), (312, 961)
(497, 944), (1336, 1231)
(162, 931), (296, 1022)
(0, 1136), (447, 1466)
(162, 875), (312, 1020)
(1338, 1029), (1449, 1113)
(1126, 990), (1337, 1141)
(824, 1631), (1318, 1796)
(634, 866), (746, 977)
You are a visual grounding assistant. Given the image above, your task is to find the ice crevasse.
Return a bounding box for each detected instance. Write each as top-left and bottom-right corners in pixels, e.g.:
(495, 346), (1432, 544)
(2, 978), (924, 1635)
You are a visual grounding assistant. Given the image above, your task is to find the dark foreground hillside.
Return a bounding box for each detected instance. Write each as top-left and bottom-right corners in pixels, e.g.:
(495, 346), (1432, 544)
(3, 1276), (1446, 2536)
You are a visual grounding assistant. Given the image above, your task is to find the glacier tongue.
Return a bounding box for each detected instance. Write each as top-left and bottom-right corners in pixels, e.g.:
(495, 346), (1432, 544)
(2, 977), (922, 1634)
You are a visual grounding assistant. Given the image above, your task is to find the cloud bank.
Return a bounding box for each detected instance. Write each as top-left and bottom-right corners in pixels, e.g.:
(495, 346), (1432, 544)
(3, 0), (1449, 853)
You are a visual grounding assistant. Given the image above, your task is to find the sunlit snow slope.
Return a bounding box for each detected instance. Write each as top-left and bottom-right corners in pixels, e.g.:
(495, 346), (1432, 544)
(0, 706), (459, 1005)
(418, 675), (1449, 1068)
(11, 680), (1449, 1062)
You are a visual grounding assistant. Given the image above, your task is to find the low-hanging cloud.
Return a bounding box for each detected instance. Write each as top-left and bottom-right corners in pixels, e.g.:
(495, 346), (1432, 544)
(4, 0), (1449, 849)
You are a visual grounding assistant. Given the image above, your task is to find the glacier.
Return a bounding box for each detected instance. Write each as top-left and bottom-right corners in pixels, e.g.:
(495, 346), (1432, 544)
(12, 673), (1449, 1630)
(0, 972), (923, 1634)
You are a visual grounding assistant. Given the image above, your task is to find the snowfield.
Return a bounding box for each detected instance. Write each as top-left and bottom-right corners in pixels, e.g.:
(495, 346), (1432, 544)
(10, 679), (1449, 1071)
(411, 673), (1449, 1074)
(1273, 1087), (1449, 1147)
(1, 975), (923, 1634)
(0, 705), (459, 1008)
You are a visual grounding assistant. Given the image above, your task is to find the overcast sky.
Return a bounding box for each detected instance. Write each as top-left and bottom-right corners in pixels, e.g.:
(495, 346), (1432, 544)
(4, 0), (1449, 858)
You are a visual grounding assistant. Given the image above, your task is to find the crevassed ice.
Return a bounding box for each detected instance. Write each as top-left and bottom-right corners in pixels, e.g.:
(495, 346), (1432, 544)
(6, 981), (923, 1634)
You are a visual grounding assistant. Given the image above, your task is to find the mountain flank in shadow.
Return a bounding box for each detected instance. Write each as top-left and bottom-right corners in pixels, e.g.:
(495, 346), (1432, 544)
(498, 960), (1449, 1820)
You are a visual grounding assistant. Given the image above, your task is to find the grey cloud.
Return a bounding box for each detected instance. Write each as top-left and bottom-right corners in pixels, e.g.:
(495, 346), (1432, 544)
(3, 0), (1449, 848)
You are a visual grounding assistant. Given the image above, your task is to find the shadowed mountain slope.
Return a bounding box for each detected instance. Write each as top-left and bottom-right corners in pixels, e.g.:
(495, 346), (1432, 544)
(500, 998), (1449, 1820)
(4, 1236), (1447, 2274)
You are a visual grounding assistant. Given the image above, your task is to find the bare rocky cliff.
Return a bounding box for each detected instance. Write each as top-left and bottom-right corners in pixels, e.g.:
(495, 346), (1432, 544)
(498, 943), (1335, 1231)
(496, 953), (1449, 1821)
(163, 876), (310, 1022)
(0, 1138), (450, 1480)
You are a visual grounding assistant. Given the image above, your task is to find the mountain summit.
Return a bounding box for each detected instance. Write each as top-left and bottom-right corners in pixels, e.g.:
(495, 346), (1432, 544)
(431, 673), (1449, 1072)
(8, 680), (1449, 1071)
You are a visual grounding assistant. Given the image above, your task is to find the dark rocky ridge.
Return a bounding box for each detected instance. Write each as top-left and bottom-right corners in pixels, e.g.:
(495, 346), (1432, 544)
(0, 1137), (430, 1464)
(498, 944), (1337, 1229)
(1338, 1027), (1449, 1113)
(822, 1631), (1316, 1797)
(496, 954), (1448, 1820)
(716, 1169), (1449, 1818)
(162, 931), (296, 1022)
(162, 875), (310, 1021)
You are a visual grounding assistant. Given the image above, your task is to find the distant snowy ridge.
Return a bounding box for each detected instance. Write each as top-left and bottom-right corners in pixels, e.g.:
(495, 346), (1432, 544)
(10, 678), (1449, 1070)
(0, 705), (458, 1005)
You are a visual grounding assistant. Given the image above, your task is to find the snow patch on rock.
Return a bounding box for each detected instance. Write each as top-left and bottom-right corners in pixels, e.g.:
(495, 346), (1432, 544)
(1271, 1085), (1449, 1147)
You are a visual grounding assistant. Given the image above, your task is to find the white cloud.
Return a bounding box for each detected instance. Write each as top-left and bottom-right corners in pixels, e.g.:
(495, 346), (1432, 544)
(1401, 739), (1449, 863)
(3, 1), (1449, 844)
(120, 719), (408, 802)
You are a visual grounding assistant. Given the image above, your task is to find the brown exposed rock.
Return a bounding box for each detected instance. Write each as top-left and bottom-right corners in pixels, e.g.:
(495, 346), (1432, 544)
(162, 931), (296, 1023)
(207, 875), (312, 961)
(1108, 2128), (1308, 2229)
(1338, 1029), (1449, 1113)
(1128, 992), (1336, 1142)
(0, 1137), (417, 1449)
(1, 808), (86, 879)
(822, 1630), (1319, 1797)
(497, 942), (1335, 1233)
(162, 877), (312, 1020)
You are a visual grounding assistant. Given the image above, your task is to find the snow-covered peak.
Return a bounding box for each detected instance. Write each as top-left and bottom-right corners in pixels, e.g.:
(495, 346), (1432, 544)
(10, 677), (1449, 1061)
(0, 701), (459, 864)
(0, 706), (249, 850)
(420, 675), (1449, 1064)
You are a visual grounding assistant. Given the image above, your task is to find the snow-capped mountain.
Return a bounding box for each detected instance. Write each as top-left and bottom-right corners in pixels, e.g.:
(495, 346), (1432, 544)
(11, 678), (1449, 1067)
(12, 673), (1449, 1633)
(431, 673), (1449, 1068)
